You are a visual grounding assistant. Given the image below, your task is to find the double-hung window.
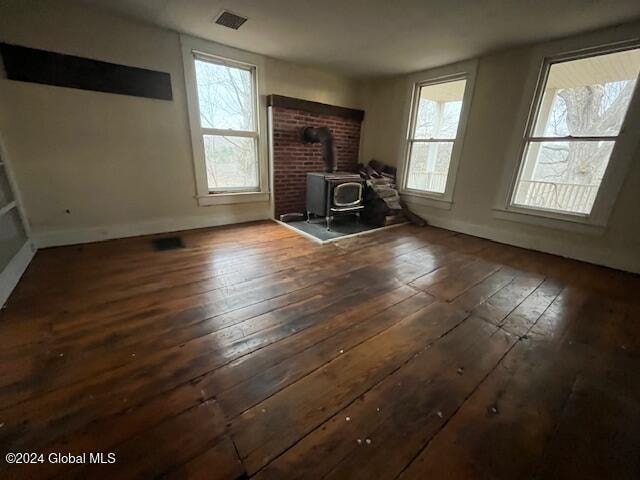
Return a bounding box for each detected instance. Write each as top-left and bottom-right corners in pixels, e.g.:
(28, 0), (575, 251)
(182, 35), (268, 206)
(193, 54), (259, 193)
(404, 73), (470, 200)
(510, 47), (640, 217)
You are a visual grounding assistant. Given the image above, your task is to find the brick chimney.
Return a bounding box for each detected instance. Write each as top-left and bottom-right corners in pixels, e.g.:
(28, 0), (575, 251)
(268, 95), (364, 217)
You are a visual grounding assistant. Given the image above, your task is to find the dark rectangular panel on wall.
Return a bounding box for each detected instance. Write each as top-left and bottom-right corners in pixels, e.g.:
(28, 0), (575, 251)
(0, 43), (172, 101)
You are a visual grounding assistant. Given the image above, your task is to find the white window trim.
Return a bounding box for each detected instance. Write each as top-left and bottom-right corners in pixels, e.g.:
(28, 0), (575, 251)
(180, 35), (270, 207)
(494, 29), (640, 232)
(0, 135), (31, 237)
(397, 59), (478, 208)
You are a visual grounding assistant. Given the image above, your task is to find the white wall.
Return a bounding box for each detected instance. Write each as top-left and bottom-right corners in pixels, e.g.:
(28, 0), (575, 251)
(0, 0), (363, 247)
(359, 24), (640, 273)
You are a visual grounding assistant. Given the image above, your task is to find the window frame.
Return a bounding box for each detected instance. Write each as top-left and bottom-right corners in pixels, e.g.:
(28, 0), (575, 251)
(398, 60), (477, 209)
(181, 35), (269, 206)
(193, 52), (259, 194)
(496, 36), (640, 230)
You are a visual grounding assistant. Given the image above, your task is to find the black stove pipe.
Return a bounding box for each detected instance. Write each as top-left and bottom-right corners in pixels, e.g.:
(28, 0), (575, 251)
(302, 126), (337, 173)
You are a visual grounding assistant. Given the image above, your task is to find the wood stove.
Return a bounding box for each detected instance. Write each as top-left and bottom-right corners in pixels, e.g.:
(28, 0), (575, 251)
(306, 172), (365, 231)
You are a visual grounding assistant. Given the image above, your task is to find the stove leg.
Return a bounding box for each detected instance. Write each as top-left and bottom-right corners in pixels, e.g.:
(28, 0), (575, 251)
(306, 211), (312, 223)
(326, 215), (332, 231)
(355, 211), (361, 224)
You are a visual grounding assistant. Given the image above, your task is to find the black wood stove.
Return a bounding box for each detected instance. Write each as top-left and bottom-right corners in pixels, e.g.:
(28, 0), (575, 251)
(301, 126), (364, 231)
(306, 172), (364, 231)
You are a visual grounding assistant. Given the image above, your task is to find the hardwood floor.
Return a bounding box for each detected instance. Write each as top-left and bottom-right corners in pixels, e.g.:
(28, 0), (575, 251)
(1, 220), (639, 479)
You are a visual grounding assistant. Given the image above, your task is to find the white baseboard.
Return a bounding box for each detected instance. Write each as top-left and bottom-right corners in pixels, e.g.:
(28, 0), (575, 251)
(424, 215), (639, 274)
(1, 240), (37, 307)
(27, 208), (639, 275)
(33, 211), (271, 248)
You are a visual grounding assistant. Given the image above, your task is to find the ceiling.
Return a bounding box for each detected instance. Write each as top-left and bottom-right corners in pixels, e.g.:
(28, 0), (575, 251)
(547, 48), (640, 88)
(80, 0), (640, 77)
(420, 79), (467, 102)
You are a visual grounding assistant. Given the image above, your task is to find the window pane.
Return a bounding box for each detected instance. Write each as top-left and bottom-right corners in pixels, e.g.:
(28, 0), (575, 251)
(533, 49), (640, 137)
(203, 135), (258, 191)
(406, 142), (453, 193)
(195, 59), (254, 131)
(513, 140), (615, 214)
(413, 79), (466, 139)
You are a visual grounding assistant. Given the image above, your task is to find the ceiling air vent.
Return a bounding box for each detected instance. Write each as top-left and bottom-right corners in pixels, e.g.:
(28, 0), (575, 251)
(214, 10), (248, 30)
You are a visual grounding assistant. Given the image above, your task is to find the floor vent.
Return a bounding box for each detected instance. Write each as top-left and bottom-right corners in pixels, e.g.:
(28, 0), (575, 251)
(152, 236), (185, 251)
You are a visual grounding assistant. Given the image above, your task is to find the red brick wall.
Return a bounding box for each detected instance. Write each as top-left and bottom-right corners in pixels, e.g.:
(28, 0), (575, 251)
(272, 107), (362, 217)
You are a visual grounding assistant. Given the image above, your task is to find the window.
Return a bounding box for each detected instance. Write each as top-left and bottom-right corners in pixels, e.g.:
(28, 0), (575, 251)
(404, 76), (468, 196)
(182, 37), (269, 206)
(193, 54), (259, 193)
(182, 36), (268, 206)
(511, 48), (640, 216)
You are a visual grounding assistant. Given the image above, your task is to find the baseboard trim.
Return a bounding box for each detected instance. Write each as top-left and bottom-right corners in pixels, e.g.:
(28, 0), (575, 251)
(34, 211), (271, 248)
(424, 215), (639, 274)
(26, 210), (639, 274)
(1, 240), (36, 307)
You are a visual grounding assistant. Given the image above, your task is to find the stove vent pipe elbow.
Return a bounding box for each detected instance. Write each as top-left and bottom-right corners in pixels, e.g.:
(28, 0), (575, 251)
(302, 126), (338, 173)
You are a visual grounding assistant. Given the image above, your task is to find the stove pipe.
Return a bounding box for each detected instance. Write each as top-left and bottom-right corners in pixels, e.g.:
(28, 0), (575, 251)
(302, 126), (337, 173)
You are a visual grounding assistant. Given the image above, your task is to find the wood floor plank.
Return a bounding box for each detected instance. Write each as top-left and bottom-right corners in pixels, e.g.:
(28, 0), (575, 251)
(500, 278), (564, 336)
(215, 289), (436, 418)
(398, 288), (619, 480)
(0, 266), (398, 397)
(321, 320), (515, 480)
(2, 400), (227, 480)
(2, 238), (422, 380)
(398, 337), (582, 480)
(230, 301), (469, 474)
(162, 436), (245, 480)
(0, 225), (430, 351)
(255, 316), (515, 480)
(21, 290), (431, 479)
(65, 401), (227, 480)
(451, 267), (517, 312)
(14, 381), (213, 479)
(1, 220), (639, 479)
(533, 364), (640, 479)
(0, 271), (407, 448)
(425, 259), (501, 301)
(472, 270), (545, 325)
(6, 222), (299, 305)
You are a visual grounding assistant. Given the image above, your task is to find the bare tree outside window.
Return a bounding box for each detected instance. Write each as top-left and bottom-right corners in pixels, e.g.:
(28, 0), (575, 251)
(194, 57), (259, 191)
(513, 48), (640, 215)
(406, 78), (467, 194)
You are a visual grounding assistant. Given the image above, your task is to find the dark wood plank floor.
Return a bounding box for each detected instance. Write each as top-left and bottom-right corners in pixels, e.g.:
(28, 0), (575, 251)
(1, 220), (639, 479)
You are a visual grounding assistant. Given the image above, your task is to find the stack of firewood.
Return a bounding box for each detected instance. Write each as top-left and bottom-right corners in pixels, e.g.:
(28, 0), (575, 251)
(357, 160), (426, 227)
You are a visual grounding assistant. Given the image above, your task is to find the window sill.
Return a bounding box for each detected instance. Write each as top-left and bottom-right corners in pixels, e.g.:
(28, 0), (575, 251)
(492, 206), (606, 236)
(197, 191), (270, 206)
(400, 191), (452, 210)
